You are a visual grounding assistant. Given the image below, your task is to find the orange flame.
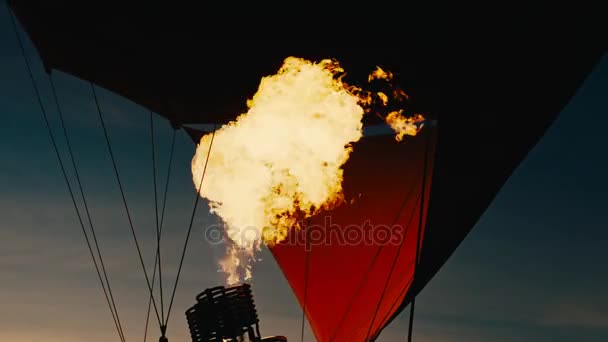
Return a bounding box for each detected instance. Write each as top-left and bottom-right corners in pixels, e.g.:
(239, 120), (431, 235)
(191, 57), (424, 284)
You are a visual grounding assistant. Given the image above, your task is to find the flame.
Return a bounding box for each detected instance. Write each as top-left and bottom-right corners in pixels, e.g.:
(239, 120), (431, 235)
(219, 246), (252, 285)
(377, 92), (389, 106)
(386, 112), (425, 141)
(368, 66), (393, 82)
(191, 57), (424, 284)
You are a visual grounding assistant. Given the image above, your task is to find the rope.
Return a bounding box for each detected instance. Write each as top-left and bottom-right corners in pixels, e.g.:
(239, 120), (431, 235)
(406, 130), (431, 342)
(300, 219), (312, 342)
(50, 76), (127, 342)
(364, 190), (424, 337)
(144, 128), (176, 342)
(329, 173), (421, 342)
(165, 125), (217, 327)
(406, 299), (416, 342)
(363, 197), (421, 339)
(91, 83), (163, 329)
(377, 273), (415, 329)
(158, 130), (176, 251)
(366, 129), (432, 341)
(150, 112), (165, 324)
(366, 130), (429, 340)
(340, 194), (422, 342)
(5, 4), (124, 340)
(156, 125), (176, 331)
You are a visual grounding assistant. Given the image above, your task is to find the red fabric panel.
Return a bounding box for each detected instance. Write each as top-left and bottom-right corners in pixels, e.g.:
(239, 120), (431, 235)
(270, 131), (435, 342)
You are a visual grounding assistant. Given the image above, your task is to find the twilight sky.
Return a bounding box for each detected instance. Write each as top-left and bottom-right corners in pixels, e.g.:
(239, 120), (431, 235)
(1, 7), (607, 342)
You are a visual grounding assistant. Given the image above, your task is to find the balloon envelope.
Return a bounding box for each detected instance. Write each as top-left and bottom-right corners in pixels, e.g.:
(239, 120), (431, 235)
(271, 131), (435, 341)
(8, 3), (604, 339)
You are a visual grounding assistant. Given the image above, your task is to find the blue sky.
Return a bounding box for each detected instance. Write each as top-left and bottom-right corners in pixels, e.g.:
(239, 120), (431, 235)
(1, 7), (607, 342)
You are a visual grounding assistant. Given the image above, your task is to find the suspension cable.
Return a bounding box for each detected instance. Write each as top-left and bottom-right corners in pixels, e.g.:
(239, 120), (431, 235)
(150, 113), (165, 324)
(340, 193), (422, 342)
(5, 4), (124, 341)
(377, 273), (415, 329)
(406, 131), (431, 342)
(50, 75), (127, 342)
(90, 83), (163, 329)
(144, 128), (176, 342)
(158, 130), (176, 253)
(300, 219), (312, 342)
(329, 172), (421, 342)
(366, 129), (432, 342)
(165, 126), (217, 328)
(363, 196), (422, 340)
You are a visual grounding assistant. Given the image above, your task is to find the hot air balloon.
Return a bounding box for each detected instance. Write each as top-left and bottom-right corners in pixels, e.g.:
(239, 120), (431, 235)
(5, 1), (604, 341)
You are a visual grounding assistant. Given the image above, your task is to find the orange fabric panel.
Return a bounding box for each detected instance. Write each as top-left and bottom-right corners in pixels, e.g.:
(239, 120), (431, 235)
(270, 131), (435, 342)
